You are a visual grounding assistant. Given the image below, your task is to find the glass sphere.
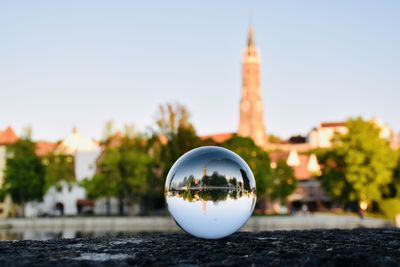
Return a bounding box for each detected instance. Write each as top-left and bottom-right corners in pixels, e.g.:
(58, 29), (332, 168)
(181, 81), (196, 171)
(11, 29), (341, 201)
(165, 146), (256, 239)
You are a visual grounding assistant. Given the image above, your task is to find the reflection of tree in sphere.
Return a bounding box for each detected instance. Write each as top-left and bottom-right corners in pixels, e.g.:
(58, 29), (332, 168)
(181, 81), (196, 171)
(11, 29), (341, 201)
(165, 146), (257, 239)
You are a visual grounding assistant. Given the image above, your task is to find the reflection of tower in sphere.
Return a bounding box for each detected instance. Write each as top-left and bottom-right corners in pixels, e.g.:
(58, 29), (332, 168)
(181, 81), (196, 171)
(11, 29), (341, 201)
(165, 146), (257, 239)
(201, 199), (207, 214)
(202, 164), (207, 177)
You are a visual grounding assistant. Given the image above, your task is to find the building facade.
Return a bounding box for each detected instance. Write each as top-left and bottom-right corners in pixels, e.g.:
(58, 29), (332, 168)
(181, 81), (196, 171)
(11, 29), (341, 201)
(309, 119), (398, 149)
(25, 128), (101, 217)
(238, 27), (268, 148)
(0, 127), (18, 218)
(309, 122), (348, 148)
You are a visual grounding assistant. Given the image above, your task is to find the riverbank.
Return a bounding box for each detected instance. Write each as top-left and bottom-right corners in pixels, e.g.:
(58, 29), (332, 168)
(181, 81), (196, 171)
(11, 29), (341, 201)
(0, 228), (399, 266)
(0, 214), (392, 240)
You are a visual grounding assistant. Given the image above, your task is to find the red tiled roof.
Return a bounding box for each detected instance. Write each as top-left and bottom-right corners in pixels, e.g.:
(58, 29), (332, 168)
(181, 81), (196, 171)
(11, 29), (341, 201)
(320, 122), (345, 128)
(269, 151), (289, 163)
(269, 151), (316, 181)
(106, 131), (123, 148)
(293, 155), (313, 181)
(200, 133), (234, 143)
(158, 134), (168, 145)
(35, 141), (58, 157)
(0, 127), (18, 145)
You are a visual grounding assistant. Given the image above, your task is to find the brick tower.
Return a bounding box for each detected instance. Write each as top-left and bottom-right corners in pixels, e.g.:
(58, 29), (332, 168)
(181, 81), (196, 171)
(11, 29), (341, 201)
(238, 27), (268, 148)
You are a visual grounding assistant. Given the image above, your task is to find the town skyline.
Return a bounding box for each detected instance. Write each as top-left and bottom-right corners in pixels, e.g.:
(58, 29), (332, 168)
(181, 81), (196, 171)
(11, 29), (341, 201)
(1, 1), (399, 141)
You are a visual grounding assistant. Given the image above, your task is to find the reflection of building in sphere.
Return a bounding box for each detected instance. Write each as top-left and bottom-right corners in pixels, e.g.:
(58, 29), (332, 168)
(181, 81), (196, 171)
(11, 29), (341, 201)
(240, 169), (251, 191)
(167, 159), (257, 216)
(201, 199), (207, 214)
(165, 146), (256, 239)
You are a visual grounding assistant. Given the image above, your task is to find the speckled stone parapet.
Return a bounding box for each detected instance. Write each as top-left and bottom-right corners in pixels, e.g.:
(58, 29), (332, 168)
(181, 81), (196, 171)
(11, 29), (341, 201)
(0, 228), (399, 266)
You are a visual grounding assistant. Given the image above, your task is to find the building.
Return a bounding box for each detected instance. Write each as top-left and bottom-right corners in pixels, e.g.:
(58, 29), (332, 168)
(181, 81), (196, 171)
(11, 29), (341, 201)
(201, 28), (329, 213)
(309, 119), (398, 149)
(269, 150), (331, 212)
(238, 27), (268, 148)
(371, 118), (399, 149)
(0, 127), (19, 218)
(309, 122), (348, 148)
(25, 128), (101, 217)
(200, 133), (233, 144)
(35, 141), (59, 157)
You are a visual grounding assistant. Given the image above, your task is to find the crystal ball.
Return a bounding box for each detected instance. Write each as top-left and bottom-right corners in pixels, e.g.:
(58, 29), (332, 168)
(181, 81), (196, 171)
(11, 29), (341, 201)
(165, 146), (256, 239)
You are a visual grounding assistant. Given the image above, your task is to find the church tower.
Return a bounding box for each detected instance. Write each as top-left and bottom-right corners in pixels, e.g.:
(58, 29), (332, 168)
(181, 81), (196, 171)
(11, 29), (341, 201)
(238, 27), (268, 148)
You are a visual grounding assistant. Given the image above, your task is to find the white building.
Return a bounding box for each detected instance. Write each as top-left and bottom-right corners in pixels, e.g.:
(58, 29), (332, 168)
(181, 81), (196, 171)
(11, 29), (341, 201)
(309, 122), (348, 148)
(25, 128), (101, 217)
(371, 118), (398, 149)
(309, 119), (398, 149)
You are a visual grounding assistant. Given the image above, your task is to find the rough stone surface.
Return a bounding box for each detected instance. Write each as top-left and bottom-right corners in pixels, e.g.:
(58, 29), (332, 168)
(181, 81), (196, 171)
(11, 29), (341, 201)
(0, 228), (399, 266)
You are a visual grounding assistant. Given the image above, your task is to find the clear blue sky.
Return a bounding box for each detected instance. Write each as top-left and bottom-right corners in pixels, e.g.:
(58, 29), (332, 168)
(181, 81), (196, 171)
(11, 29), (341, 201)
(0, 1), (399, 141)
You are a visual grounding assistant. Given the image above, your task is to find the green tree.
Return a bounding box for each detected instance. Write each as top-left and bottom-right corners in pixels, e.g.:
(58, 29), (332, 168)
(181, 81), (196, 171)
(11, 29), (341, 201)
(2, 139), (45, 216)
(268, 134), (282, 144)
(316, 148), (351, 205)
(379, 150), (400, 220)
(81, 148), (119, 215)
(386, 150), (400, 198)
(318, 117), (397, 209)
(156, 102), (193, 136)
(42, 153), (75, 191)
(82, 134), (153, 215)
(154, 102), (201, 186)
(269, 159), (297, 203)
(220, 136), (271, 198)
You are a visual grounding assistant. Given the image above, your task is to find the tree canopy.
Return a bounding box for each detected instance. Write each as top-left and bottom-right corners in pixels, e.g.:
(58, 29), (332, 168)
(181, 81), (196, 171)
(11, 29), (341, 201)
(220, 136), (271, 198)
(43, 153), (75, 191)
(269, 159), (297, 202)
(318, 117), (397, 208)
(82, 134), (153, 215)
(155, 102), (201, 179)
(2, 139), (45, 207)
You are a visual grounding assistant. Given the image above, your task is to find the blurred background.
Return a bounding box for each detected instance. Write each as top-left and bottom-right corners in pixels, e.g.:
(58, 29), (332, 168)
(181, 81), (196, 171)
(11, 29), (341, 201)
(0, 1), (399, 240)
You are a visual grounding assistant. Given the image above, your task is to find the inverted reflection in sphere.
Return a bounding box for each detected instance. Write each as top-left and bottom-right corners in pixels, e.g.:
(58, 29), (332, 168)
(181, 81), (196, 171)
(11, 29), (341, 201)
(165, 146), (256, 239)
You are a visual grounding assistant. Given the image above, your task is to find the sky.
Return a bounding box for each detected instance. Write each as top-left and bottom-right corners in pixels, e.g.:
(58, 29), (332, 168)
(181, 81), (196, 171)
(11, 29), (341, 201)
(0, 1), (399, 141)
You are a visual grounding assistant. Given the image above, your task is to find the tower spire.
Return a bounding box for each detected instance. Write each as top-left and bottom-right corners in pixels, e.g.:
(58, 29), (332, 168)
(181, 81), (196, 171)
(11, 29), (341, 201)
(247, 26), (254, 48)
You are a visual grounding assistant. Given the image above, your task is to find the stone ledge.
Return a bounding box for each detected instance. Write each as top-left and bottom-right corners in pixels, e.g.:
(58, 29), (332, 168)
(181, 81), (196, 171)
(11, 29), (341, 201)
(0, 228), (399, 266)
(0, 214), (390, 232)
